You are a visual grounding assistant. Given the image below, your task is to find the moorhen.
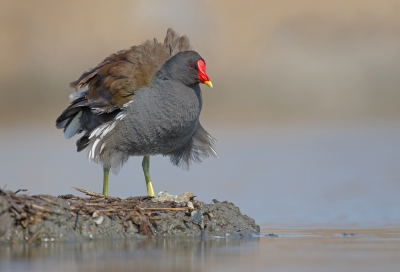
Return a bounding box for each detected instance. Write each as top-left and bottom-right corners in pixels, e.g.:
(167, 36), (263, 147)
(56, 29), (216, 196)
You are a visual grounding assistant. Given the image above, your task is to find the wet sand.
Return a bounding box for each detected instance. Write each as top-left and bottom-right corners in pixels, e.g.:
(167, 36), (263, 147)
(0, 228), (398, 272)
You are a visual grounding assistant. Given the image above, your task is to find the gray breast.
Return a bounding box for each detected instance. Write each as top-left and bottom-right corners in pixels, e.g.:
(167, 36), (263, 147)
(122, 81), (203, 155)
(86, 81), (209, 173)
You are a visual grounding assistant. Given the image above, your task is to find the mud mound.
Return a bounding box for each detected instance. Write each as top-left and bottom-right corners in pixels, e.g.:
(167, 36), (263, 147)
(0, 188), (259, 243)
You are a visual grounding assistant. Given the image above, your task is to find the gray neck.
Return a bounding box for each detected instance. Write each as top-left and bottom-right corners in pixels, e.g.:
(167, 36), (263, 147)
(149, 79), (202, 123)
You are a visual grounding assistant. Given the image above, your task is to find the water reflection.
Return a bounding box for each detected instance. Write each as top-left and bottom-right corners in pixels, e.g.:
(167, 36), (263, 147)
(0, 236), (258, 272)
(1, 229), (399, 272)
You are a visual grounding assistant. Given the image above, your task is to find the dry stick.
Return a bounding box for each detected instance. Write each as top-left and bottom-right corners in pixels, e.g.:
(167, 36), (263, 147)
(140, 207), (189, 211)
(83, 198), (113, 203)
(9, 207), (22, 219)
(146, 216), (155, 236)
(120, 210), (136, 237)
(84, 202), (113, 206)
(137, 207), (151, 236)
(14, 195), (36, 201)
(88, 209), (117, 213)
(73, 208), (83, 231)
(38, 196), (59, 206)
(121, 211), (136, 222)
(30, 204), (62, 215)
(27, 226), (44, 243)
(72, 187), (120, 201)
(10, 201), (23, 213)
(72, 187), (106, 198)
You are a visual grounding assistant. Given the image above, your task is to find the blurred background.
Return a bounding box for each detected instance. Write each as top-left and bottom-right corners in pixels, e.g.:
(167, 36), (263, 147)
(1, 0), (399, 228)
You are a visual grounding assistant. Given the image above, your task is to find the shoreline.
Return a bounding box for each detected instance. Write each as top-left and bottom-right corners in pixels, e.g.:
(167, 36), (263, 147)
(0, 188), (259, 243)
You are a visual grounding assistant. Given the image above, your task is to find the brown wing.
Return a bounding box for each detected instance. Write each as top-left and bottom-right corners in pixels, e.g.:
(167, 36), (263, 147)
(70, 28), (192, 113)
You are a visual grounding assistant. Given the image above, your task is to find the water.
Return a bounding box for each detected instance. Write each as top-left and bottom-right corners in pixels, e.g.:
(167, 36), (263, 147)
(0, 228), (399, 272)
(1, 121), (400, 271)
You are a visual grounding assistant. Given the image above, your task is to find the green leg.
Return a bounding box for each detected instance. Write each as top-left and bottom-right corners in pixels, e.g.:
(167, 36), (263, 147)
(142, 155), (155, 197)
(103, 167), (109, 196)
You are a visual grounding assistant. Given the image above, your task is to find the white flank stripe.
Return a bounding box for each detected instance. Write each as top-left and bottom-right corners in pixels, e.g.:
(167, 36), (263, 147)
(90, 125), (106, 139)
(95, 125), (107, 137)
(90, 127), (101, 139)
(116, 112), (126, 120)
(123, 100), (133, 108)
(100, 142), (107, 153)
(90, 139), (101, 160)
(101, 121), (117, 138)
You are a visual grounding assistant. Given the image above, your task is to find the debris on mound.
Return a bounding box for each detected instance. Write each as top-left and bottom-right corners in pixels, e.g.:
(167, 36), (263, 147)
(0, 187), (260, 243)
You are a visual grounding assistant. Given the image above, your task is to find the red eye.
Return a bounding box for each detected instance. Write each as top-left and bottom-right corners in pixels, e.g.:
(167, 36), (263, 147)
(188, 64), (195, 69)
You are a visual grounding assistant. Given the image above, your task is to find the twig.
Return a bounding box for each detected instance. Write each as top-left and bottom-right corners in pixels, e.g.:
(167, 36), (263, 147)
(72, 187), (119, 201)
(140, 207), (188, 211)
(30, 204), (62, 215)
(84, 202), (111, 206)
(27, 226), (43, 243)
(72, 187), (105, 197)
(137, 208), (151, 236)
(38, 196), (59, 206)
(121, 211), (137, 223)
(10, 201), (23, 213)
(73, 207), (83, 231)
(88, 209), (116, 213)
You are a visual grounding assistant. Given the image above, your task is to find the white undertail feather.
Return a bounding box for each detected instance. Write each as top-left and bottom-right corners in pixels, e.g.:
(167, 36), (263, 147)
(87, 119), (119, 163)
(64, 111), (82, 139)
(87, 120), (129, 173)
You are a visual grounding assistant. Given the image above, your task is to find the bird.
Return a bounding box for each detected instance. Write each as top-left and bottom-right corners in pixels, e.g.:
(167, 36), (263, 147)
(56, 28), (216, 197)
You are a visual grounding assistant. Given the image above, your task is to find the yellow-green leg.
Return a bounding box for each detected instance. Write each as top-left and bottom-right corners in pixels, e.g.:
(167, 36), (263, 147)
(142, 155), (155, 197)
(103, 167), (109, 196)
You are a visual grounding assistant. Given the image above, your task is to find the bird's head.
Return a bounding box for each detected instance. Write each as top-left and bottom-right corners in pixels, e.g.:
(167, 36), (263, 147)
(161, 51), (213, 88)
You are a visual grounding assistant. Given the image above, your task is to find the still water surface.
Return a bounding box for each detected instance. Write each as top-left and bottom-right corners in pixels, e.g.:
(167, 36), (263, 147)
(1, 228), (399, 272)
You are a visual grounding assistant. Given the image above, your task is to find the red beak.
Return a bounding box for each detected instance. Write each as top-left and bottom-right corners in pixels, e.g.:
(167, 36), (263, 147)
(197, 59), (213, 88)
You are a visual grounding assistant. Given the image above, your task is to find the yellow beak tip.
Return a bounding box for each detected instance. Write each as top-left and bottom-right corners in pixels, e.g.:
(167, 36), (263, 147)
(204, 81), (213, 88)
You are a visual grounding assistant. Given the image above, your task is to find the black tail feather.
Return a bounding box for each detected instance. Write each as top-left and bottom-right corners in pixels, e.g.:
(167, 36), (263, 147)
(56, 98), (88, 129)
(76, 134), (90, 152)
